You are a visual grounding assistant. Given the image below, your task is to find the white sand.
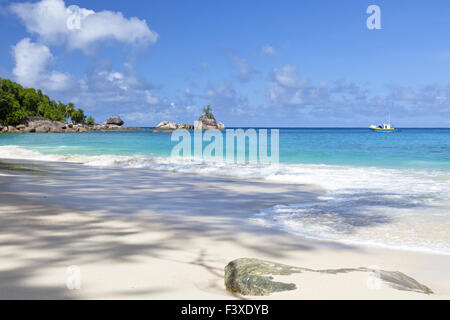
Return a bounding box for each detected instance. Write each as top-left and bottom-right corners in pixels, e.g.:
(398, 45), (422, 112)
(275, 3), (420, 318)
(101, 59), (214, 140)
(0, 159), (449, 299)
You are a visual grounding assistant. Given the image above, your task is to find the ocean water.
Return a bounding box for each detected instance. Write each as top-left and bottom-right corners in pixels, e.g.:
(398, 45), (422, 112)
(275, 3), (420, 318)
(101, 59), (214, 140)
(1, 128), (450, 254)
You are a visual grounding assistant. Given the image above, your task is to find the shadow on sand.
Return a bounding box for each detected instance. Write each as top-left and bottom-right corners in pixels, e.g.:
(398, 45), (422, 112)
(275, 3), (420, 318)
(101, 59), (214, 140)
(0, 159), (432, 298)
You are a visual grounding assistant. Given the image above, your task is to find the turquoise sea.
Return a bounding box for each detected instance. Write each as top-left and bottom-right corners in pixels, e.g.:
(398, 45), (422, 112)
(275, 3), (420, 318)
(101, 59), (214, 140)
(1, 128), (450, 254)
(1, 128), (450, 169)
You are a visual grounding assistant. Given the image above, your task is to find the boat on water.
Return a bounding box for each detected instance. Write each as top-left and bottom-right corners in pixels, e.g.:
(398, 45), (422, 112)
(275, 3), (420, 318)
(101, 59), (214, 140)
(368, 123), (396, 132)
(369, 111), (397, 132)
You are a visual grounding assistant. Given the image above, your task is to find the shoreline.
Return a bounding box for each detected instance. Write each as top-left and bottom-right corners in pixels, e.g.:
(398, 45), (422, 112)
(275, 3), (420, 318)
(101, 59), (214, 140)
(0, 158), (449, 299)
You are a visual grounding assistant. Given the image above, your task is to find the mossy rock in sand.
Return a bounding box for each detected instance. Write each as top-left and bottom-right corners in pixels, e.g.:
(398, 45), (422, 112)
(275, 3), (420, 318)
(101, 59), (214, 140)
(224, 258), (305, 296)
(224, 258), (433, 296)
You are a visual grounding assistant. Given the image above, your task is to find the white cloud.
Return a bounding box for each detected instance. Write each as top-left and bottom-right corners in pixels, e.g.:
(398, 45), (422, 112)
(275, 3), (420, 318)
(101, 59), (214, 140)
(271, 65), (307, 88)
(123, 111), (154, 122)
(230, 54), (253, 82)
(105, 72), (123, 82)
(96, 70), (129, 91)
(120, 96), (201, 126)
(145, 90), (159, 104)
(205, 82), (236, 100)
(12, 38), (72, 91)
(385, 84), (450, 111)
(262, 45), (276, 55)
(267, 65), (329, 107)
(265, 65), (450, 126)
(12, 38), (52, 87)
(73, 63), (152, 106)
(10, 0), (158, 53)
(45, 71), (72, 91)
(204, 81), (252, 116)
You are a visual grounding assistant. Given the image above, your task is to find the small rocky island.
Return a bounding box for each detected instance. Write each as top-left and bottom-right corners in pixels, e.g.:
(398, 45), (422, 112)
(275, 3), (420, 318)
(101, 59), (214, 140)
(155, 105), (225, 130)
(0, 116), (139, 133)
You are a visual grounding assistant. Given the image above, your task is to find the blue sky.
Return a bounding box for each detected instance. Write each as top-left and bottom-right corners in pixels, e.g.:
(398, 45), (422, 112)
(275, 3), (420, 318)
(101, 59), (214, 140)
(0, 0), (449, 127)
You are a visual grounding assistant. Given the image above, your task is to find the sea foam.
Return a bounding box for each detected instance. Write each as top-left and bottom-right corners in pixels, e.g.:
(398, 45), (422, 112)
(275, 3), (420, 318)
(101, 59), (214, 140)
(1, 145), (449, 254)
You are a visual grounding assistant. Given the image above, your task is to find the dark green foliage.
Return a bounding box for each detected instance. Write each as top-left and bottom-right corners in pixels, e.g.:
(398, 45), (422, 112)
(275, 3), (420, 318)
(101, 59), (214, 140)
(65, 102), (75, 118)
(0, 90), (25, 125)
(202, 105), (213, 118)
(71, 108), (86, 124)
(86, 116), (95, 126)
(0, 78), (90, 126)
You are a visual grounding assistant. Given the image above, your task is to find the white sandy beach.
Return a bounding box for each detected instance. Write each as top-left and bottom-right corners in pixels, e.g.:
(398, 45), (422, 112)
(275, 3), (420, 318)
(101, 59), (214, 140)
(0, 159), (449, 299)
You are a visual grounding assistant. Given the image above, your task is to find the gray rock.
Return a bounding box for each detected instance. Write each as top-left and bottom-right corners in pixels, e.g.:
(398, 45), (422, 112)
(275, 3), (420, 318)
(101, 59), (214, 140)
(224, 258), (433, 296)
(156, 121), (177, 129)
(225, 258), (299, 296)
(195, 112), (225, 130)
(35, 126), (50, 133)
(195, 114), (217, 129)
(106, 116), (124, 126)
(17, 116), (67, 132)
(19, 117), (54, 128)
(106, 124), (121, 129)
(176, 123), (194, 129)
(50, 122), (65, 132)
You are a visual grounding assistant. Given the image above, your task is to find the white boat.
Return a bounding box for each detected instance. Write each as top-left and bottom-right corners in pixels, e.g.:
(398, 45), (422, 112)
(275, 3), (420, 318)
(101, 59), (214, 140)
(368, 123), (396, 132)
(369, 112), (396, 132)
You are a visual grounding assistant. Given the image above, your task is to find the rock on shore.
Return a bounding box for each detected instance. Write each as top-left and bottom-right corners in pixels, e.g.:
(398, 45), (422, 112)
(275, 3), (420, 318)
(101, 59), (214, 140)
(176, 123), (195, 129)
(155, 121), (194, 129)
(224, 258), (433, 296)
(155, 121), (177, 129)
(106, 116), (124, 126)
(0, 116), (140, 134)
(195, 113), (225, 130)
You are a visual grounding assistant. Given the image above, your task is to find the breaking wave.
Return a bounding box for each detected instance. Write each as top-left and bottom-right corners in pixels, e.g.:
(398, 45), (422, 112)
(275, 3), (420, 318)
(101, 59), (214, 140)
(1, 145), (449, 254)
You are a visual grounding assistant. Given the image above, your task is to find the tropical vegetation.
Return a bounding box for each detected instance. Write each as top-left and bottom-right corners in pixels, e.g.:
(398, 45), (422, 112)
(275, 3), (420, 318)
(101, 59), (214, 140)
(0, 78), (94, 126)
(202, 105), (213, 118)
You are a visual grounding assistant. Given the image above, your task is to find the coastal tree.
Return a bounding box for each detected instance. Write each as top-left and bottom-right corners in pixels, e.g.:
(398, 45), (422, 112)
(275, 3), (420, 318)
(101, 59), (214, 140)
(0, 78), (76, 125)
(0, 90), (26, 126)
(203, 105), (213, 118)
(65, 103), (75, 119)
(86, 116), (95, 126)
(71, 108), (86, 124)
(19, 88), (40, 115)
